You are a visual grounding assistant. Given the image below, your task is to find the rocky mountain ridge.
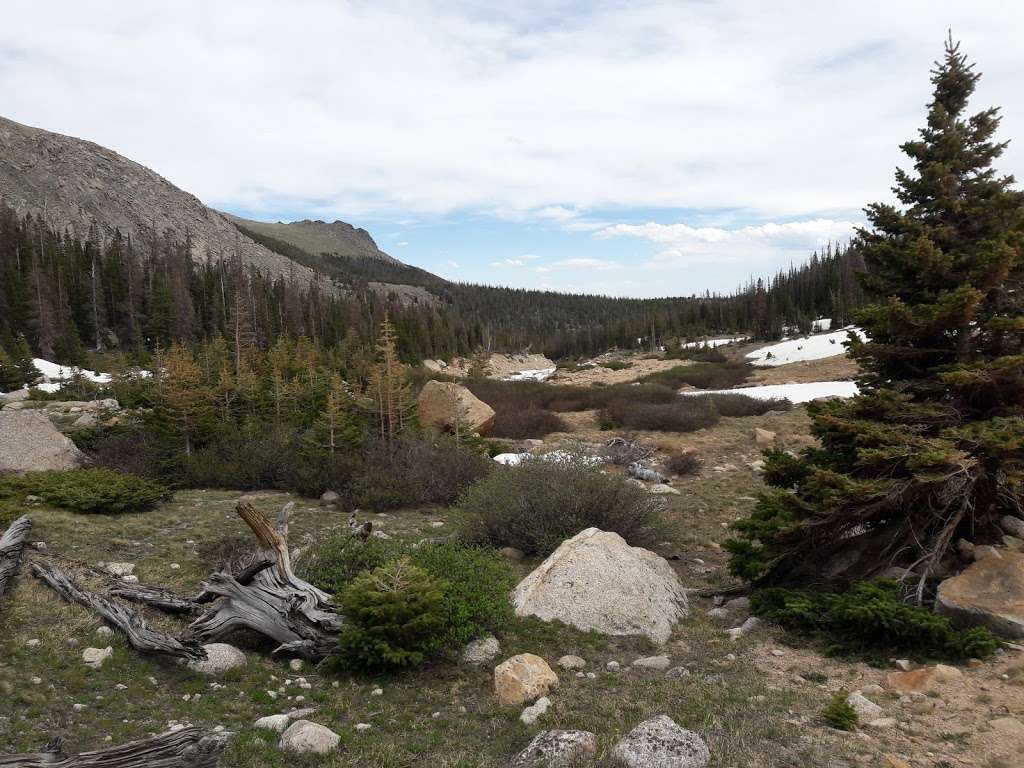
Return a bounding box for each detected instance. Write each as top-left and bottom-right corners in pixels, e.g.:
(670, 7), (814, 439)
(223, 214), (396, 263)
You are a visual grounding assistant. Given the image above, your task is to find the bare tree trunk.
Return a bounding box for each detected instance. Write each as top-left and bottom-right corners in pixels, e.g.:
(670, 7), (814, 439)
(31, 561), (206, 661)
(0, 727), (227, 768)
(0, 515), (32, 601)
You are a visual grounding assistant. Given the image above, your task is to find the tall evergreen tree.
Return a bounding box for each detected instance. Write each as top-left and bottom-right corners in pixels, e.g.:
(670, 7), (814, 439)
(727, 38), (1024, 592)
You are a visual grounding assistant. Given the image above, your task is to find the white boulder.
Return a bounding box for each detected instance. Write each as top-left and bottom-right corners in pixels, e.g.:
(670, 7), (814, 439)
(279, 720), (340, 754)
(187, 643), (247, 675)
(613, 715), (710, 768)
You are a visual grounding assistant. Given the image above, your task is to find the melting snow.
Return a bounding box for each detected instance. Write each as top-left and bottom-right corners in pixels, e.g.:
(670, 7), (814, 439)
(504, 367), (556, 382)
(493, 450), (602, 466)
(746, 328), (866, 367)
(681, 336), (747, 349)
(681, 380), (859, 404)
(33, 358), (113, 385)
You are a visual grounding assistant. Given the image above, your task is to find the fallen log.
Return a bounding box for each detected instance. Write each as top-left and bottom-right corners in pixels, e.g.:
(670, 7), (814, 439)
(189, 501), (342, 660)
(109, 558), (276, 615)
(31, 560), (206, 661)
(0, 515), (32, 600)
(0, 727), (227, 768)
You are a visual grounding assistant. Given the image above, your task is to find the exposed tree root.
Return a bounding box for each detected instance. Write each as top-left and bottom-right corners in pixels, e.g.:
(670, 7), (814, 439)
(0, 727), (227, 768)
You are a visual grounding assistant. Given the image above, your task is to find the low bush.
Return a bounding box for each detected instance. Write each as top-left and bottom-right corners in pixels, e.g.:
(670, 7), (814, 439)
(305, 538), (515, 652)
(690, 393), (792, 417)
(0, 469), (171, 515)
(328, 557), (448, 672)
(641, 361), (752, 390)
(666, 346), (729, 363)
(488, 405), (568, 439)
(664, 449), (702, 476)
(822, 691), (858, 731)
(602, 360), (632, 371)
(751, 581), (999, 661)
(600, 398), (720, 432)
(457, 451), (668, 556)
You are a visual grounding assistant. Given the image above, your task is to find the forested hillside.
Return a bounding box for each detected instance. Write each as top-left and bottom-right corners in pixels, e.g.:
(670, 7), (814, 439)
(0, 198), (866, 366)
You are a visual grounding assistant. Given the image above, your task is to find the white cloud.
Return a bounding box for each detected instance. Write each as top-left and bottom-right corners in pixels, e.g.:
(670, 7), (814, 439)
(554, 257), (621, 270)
(2, 1), (1022, 225)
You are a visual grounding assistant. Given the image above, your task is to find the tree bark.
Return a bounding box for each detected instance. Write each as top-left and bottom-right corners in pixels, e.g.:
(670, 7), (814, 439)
(188, 502), (342, 660)
(0, 515), (32, 600)
(31, 561), (206, 661)
(0, 727), (227, 768)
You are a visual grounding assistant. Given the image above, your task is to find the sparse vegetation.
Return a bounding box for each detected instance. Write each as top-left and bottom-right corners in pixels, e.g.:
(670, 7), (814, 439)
(664, 449), (702, 476)
(600, 397), (720, 432)
(457, 452), (668, 556)
(640, 361), (752, 390)
(822, 691), (858, 731)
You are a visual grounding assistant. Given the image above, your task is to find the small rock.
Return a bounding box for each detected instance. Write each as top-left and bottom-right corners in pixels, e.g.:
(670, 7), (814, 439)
(82, 646), (113, 669)
(104, 562), (135, 578)
(354, 723), (372, 732)
(727, 616), (762, 640)
(633, 655), (671, 671)
(371, 687), (383, 696)
(279, 720), (340, 754)
(319, 490), (340, 506)
(613, 715), (710, 768)
(520, 696), (551, 726)
(1001, 515), (1024, 539)
(30, 676), (42, 685)
(25, 639), (40, 648)
(884, 756), (911, 768)
(463, 636), (501, 665)
(649, 484), (680, 495)
(288, 659), (303, 672)
(665, 666), (690, 679)
(187, 644), (246, 676)
(753, 427), (776, 447)
(847, 691), (883, 720)
(557, 655), (587, 670)
(495, 654), (559, 706)
(885, 664), (963, 693)
(254, 714), (291, 732)
(606, 661), (621, 672)
(866, 717), (898, 730)
(95, 626), (113, 640)
(511, 729), (598, 768)
(169, 563), (180, 570)
(893, 659), (912, 672)
(500, 547), (526, 562)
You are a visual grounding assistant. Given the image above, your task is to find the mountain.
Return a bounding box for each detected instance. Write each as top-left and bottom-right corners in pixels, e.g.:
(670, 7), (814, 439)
(0, 115), (323, 287)
(223, 214), (397, 263)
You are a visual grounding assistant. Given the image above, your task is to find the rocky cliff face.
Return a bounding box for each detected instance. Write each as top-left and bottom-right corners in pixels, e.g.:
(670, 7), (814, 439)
(0, 115), (321, 286)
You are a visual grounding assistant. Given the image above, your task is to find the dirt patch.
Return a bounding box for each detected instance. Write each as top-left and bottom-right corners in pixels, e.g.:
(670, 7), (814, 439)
(552, 357), (688, 387)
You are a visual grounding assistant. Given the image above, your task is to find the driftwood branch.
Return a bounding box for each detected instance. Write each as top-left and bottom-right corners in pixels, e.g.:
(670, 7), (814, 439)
(0, 726), (227, 767)
(31, 560), (206, 661)
(108, 582), (200, 614)
(0, 515), (32, 600)
(188, 502), (342, 660)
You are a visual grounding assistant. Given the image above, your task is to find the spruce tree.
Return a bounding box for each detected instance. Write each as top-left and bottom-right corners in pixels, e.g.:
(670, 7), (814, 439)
(727, 38), (1024, 592)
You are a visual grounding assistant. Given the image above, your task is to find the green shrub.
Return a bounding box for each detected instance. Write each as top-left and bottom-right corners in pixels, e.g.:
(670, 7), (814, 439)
(457, 451), (668, 556)
(600, 398), (720, 432)
(0, 469), (171, 515)
(751, 581), (999, 660)
(694, 393), (792, 417)
(327, 557), (448, 672)
(664, 449), (702, 476)
(489, 405), (568, 439)
(640, 362), (752, 390)
(822, 691), (858, 731)
(304, 538), (515, 651)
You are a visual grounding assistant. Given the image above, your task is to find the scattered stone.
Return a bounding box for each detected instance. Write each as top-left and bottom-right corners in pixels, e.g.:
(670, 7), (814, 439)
(495, 654), (559, 706)
(82, 646), (113, 669)
(186, 643), (246, 675)
(288, 658), (303, 672)
(935, 550), (1024, 638)
(893, 659), (912, 672)
(957, 538), (975, 561)
(104, 562), (135, 578)
(557, 655), (587, 670)
(417, 380), (496, 434)
(884, 756), (911, 768)
(633, 655), (671, 671)
(1001, 515), (1024, 539)
(95, 626), (113, 640)
(885, 664), (963, 693)
(665, 666), (690, 679)
(520, 696), (551, 726)
(511, 730), (598, 768)
(613, 715), (710, 768)
(847, 691), (883, 720)
(499, 547), (525, 562)
(648, 483), (681, 495)
(319, 490), (340, 506)
(606, 661), (621, 672)
(371, 687), (383, 696)
(279, 720), (340, 754)
(354, 723), (372, 732)
(628, 462), (663, 483)
(727, 616), (762, 641)
(513, 528), (689, 644)
(25, 639), (40, 648)
(753, 428), (776, 447)
(462, 636), (501, 665)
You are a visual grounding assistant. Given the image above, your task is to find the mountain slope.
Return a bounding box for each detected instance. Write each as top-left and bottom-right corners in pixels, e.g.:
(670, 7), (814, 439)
(223, 214), (397, 263)
(0, 115), (322, 286)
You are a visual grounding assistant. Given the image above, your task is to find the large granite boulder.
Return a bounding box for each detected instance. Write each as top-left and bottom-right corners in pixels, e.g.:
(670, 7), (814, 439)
(279, 720), (340, 754)
(513, 528), (688, 644)
(417, 380), (495, 435)
(613, 715), (710, 768)
(935, 550), (1024, 638)
(494, 653), (558, 706)
(0, 410), (85, 473)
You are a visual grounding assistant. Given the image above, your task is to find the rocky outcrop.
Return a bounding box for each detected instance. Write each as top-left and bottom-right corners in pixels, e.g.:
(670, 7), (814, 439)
(417, 380), (495, 435)
(935, 550), (1024, 638)
(225, 214), (396, 262)
(0, 410), (85, 472)
(0, 115), (322, 288)
(494, 653), (559, 706)
(513, 528), (689, 644)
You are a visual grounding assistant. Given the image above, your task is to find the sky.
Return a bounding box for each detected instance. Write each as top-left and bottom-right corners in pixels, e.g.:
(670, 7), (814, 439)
(2, 1), (1023, 297)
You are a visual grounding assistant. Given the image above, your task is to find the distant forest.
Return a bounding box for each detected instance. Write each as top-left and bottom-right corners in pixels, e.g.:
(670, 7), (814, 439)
(0, 200), (865, 366)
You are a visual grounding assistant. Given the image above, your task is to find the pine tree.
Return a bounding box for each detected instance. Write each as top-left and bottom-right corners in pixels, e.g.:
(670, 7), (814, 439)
(364, 315), (414, 440)
(727, 38), (1024, 592)
(155, 344), (213, 455)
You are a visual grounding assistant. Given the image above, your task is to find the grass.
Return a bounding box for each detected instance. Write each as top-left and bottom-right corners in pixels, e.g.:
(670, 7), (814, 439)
(0, 488), (849, 767)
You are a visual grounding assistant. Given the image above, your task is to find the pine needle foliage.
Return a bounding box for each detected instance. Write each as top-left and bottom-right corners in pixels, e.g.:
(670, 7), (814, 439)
(727, 38), (1024, 588)
(822, 691), (858, 731)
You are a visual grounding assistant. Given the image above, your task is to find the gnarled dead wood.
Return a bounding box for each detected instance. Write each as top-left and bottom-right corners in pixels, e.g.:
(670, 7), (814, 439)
(188, 501), (342, 660)
(0, 515), (32, 601)
(0, 727), (227, 767)
(31, 560), (205, 661)
(108, 583), (200, 614)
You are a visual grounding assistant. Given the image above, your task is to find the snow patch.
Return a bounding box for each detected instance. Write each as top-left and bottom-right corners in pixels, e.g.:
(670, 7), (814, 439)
(33, 358), (113, 385)
(493, 450), (602, 466)
(681, 336), (747, 349)
(504, 367), (556, 382)
(681, 380), (859, 404)
(746, 328), (866, 367)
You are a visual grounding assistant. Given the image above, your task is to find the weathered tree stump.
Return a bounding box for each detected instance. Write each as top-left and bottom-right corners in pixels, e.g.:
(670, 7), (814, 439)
(0, 515), (32, 601)
(0, 727), (227, 767)
(31, 560), (205, 661)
